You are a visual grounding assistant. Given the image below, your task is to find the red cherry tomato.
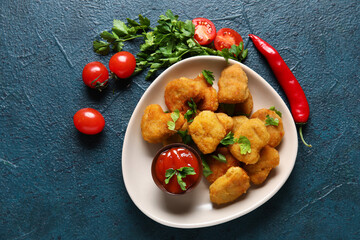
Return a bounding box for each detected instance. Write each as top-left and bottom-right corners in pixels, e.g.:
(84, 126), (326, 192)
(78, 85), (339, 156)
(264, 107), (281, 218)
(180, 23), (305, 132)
(73, 108), (105, 135)
(109, 51), (136, 79)
(214, 28), (243, 51)
(82, 61), (109, 91)
(192, 17), (216, 45)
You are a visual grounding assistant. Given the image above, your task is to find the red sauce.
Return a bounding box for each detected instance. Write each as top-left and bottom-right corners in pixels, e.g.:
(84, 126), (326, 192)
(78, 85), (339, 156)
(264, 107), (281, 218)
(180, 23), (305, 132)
(154, 147), (201, 194)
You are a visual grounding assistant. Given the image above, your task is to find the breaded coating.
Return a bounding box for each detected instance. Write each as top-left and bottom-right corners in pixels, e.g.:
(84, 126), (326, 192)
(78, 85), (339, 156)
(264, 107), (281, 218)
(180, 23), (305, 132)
(164, 77), (200, 113)
(234, 92), (253, 116)
(230, 118), (270, 164)
(216, 113), (234, 134)
(205, 147), (240, 183)
(198, 87), (219, 112)
(188, 111), (226, 154)
(243, 146), (279, 185)
(192, 73), (218, 112)
(141, 104), (185, 143)
(164, 74), (218, 114)
(209, 166), (250, 205)
(251, 108), (284, 147)
(218, 64), (250, 104)
(232, 116), (249, 133)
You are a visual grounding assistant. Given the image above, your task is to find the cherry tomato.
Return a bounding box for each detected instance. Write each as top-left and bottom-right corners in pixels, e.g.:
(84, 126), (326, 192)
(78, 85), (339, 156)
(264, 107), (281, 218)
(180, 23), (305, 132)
(73, 108), (105, 135)
(214, 28), (243, 51)
(109, 51), (136, 79)
(82, 61), (109, 91)
(192, 17), (216, 45)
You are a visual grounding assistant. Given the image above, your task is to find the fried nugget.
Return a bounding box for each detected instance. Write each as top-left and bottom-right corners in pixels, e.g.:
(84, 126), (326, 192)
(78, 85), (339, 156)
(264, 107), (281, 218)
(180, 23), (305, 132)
(205, 147), (240, 183)
(243, 146), (279, 185)
(230, 118), (270, 164)
(192, 73), (218, 111)
(218, 64), (250, 104)
(232, 116), (249, 133)
(209, 166), (250, 205)
(251, 108), (284, 147)
(216, 113), (234, 134)
(188, 111), (226, 154)
(164, 74), (218, 114)
(164, 77), (200, 113)
(234, 92), (253, 116)
(141, 104), (185, 143)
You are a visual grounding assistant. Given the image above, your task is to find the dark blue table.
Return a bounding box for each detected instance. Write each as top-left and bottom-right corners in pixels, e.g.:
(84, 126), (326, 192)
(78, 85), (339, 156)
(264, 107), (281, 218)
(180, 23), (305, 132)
(1, 0), (359, 239)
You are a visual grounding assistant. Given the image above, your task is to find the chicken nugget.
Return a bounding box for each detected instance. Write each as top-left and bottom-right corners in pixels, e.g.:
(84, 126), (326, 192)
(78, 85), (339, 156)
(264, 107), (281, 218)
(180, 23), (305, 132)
(243, 145), (279, 185)
(209, 166), (250, 205)
(251, 108), (284, 147)
(232, 116), (249, 133)
(193, 74), (218, 111)
(234, 92), (253, 116)
(188, 111), (226, 154)
(141, 104), (185, 143)
(164, 77), (200, 113)
(218, 64), (250, 104)
(216, 113), (234, 134)
(230, 118), (270, 164)
(205, 147), (240, 183)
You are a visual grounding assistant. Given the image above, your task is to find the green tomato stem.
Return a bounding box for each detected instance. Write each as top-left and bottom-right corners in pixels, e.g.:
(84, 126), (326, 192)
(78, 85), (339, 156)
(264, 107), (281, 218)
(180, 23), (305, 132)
(298, 125), (312, 148)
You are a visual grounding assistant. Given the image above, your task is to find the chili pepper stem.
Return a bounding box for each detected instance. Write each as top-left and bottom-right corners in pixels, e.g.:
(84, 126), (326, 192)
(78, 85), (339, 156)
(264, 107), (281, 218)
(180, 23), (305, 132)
(298, 125), (312, 148)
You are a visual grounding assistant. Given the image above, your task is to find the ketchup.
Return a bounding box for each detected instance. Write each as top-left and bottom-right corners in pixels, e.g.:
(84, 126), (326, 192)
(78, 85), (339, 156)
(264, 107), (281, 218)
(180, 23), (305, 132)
(154, 146), (201, 194)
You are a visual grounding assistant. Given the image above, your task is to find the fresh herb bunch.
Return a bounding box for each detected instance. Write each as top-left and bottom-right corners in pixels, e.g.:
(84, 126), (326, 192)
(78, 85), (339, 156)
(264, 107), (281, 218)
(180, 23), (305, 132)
(93, 10), (248, 79)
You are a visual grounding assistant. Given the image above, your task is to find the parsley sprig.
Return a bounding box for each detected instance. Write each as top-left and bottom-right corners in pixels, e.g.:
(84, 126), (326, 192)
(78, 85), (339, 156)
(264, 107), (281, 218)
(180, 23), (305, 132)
(93, 16), (151, 55)
(265, 115), (279, 126)
(269, 106), (282, 117)
(184, 98), (197, 122)
(167, 109), (180, 130)
(212, 153), (227, 163)
(220, 131), (251, 154)
(201, 156), (213, 177)
(177, 130), (193, 144)
(165, 166), (196, 191)
(93, 10), (248, 79)
(202, 70), (215, 85)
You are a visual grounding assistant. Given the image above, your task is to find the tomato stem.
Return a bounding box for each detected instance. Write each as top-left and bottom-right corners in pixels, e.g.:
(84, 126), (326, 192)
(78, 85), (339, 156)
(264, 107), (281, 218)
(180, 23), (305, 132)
(298, 125), (312, 148)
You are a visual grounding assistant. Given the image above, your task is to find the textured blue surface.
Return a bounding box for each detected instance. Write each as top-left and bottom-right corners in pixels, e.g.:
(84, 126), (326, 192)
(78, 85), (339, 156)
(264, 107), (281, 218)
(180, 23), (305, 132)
(1, 0), (359, 239)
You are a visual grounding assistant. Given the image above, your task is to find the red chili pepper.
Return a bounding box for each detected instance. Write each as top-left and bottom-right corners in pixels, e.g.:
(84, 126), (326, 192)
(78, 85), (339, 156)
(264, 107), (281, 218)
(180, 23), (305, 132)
(249, 34), (311, 147)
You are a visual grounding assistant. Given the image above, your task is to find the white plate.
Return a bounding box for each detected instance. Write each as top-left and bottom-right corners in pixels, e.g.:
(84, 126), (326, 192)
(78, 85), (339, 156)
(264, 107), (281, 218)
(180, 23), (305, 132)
(122, 56), (298, 228)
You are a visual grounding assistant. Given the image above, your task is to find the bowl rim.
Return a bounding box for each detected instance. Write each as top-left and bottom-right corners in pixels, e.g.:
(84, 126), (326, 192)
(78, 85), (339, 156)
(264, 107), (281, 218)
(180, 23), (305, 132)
(151, 143), (203, 195)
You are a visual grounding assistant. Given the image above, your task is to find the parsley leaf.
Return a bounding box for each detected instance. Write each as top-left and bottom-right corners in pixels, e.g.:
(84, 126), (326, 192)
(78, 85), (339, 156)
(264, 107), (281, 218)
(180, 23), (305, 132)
(167, 109), (180, 130)
(201, 156), (213, 177)
(202, 70), (215, 85)
(265, 115), (279, 126)
(165, 169), (176, 184)
(220, 132), (252, 155)
(220, 132), (236, 145)
(269, 106), (282, 117)
(164, 166), (196, 191)
(177, 130), (193, 144)
(93, 15), (150, 56)
(184, 98), (197, 122)
(212, 153), (227, 163)
(237, 136), (251, 154)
